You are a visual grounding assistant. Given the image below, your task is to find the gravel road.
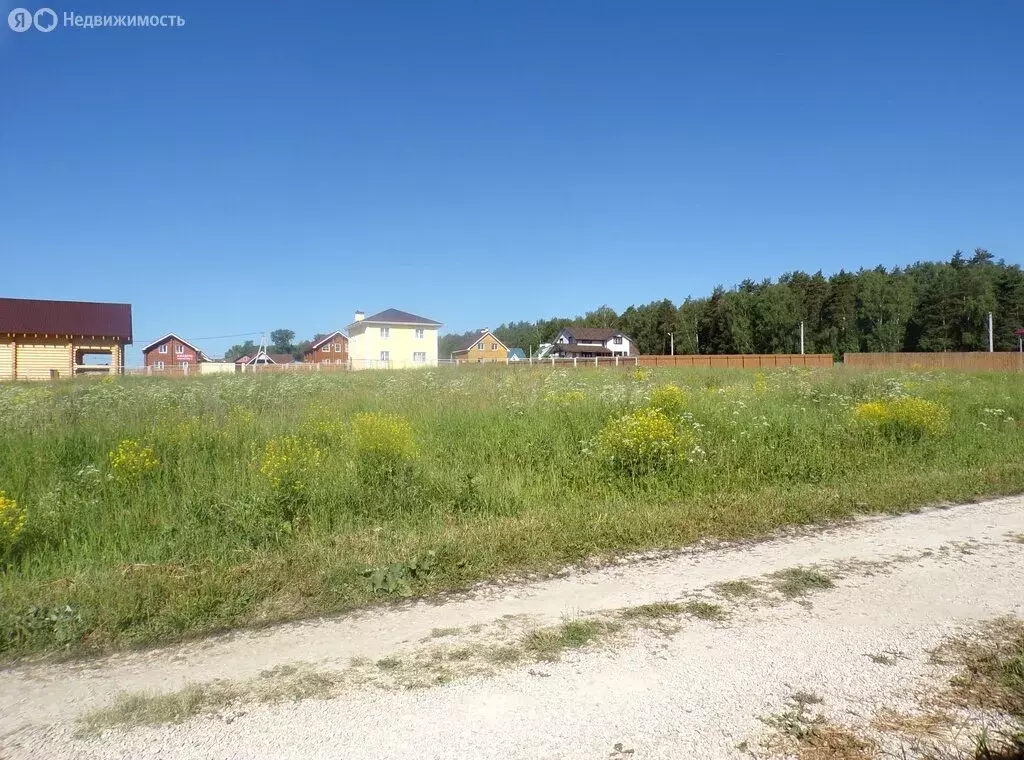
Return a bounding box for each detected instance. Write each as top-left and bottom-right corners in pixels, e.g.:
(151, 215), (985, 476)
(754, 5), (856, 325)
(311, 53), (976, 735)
(3, 496), (1024, 759)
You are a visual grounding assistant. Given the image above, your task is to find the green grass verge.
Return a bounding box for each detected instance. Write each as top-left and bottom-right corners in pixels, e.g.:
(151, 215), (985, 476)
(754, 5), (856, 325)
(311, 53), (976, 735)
(2, 366), (1024, 660)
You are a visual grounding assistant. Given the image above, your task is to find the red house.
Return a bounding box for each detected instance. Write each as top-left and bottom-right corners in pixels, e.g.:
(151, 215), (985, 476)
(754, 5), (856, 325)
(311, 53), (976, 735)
(302, 331), (349, 364)
(141, 333), (209, 370)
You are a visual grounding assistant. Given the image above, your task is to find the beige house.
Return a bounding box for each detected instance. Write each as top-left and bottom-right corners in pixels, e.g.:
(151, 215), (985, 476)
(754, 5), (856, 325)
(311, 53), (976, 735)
(0, 298), (132, 380)
(347, 309), (441, 370)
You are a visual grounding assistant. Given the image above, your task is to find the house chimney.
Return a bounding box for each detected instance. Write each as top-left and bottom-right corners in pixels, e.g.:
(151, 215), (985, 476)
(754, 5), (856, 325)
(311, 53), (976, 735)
(354, 311), (365, 322)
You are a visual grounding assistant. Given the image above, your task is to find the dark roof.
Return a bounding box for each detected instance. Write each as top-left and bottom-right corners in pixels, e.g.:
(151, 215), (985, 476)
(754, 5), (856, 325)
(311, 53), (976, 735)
(306, 331), (348, 352)
(354, 308), (441, 327)
(560, 327), (624, 341)
(268, 353), (298, 365)
(0, 297), (132, 342)
(453, 329), (504, 353)
(507, 348), (526, 359)
(551, 343), (613, 356)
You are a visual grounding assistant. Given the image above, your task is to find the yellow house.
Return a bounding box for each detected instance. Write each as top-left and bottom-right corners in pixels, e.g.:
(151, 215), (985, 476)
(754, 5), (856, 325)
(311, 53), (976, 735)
(452, 329), (509, 363)
(347, 309), (442, 370)
(0, 298), (132, 380)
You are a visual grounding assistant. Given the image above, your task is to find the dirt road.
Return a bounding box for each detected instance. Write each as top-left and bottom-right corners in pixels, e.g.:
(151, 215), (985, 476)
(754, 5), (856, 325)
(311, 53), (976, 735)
(3, 496), (1023, 759)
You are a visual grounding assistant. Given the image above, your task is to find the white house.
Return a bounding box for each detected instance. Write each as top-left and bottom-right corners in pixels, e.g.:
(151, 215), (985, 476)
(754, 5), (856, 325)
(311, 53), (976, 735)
(547, 327), (636, 358)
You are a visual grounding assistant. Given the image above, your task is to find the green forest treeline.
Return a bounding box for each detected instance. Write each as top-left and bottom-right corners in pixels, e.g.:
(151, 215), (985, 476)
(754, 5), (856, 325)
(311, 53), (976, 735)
(441, 249), (1024, 359)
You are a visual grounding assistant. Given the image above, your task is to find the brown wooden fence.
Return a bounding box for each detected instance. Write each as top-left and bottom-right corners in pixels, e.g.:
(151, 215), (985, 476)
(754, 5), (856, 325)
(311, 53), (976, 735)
(843, 352), (1024, 372)
(635, 353), (833, 369)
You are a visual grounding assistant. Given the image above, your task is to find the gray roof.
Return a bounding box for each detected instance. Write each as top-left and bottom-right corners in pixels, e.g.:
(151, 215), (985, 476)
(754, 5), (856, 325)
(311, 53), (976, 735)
(354, 308), (442, 327)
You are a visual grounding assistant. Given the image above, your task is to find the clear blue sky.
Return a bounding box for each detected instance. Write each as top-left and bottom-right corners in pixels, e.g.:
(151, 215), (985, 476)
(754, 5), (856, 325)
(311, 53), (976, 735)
(3, 1), (1022, 363)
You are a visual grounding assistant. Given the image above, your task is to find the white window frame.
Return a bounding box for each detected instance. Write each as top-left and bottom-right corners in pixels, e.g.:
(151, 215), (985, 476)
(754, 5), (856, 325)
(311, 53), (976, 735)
(333, 343), (343, 352)
(179, 361), (189, 369)
(175, 345), (184, 354)
(613, 336), (623, 345)
(491, 343), (497, 351)
(380, 350), (390, 362)
(476, 342), (483, 350)
(413, 351), (426, 363)
(380, 327), (390, 338)
(154, 360), (165, 370)
(415, 328), (424, 339)
(323, 344), (331, 353)
(159, 344), (168, 354)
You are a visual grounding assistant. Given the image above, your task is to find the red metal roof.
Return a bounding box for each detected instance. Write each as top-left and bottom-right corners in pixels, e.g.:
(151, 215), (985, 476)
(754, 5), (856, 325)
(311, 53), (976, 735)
(0, 298), (133, 342)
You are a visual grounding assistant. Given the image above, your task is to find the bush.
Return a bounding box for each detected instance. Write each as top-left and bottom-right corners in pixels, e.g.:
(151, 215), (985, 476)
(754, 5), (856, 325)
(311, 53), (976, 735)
(594, 408), (691, 476)
(648, 384), (687, 417)
(350, 412), (417, 479)
(0, 491), (27, 558)
(854, 397), (951, 440)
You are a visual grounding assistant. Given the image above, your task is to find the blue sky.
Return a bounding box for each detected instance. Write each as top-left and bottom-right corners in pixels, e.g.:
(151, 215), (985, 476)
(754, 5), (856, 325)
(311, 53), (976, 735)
(2, 1), (1022, 363)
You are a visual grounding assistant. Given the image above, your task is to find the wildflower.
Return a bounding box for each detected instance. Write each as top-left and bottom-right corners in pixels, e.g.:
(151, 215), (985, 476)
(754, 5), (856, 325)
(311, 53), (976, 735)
(648, 384), (687, 417)
(108, 439), (159, 480)
(594, 408), (692, 476)
(0, 491), (27, 556)
(350, 412), (417, 478)
(255, 435), (323, 490)
(853, 397), (951, 440)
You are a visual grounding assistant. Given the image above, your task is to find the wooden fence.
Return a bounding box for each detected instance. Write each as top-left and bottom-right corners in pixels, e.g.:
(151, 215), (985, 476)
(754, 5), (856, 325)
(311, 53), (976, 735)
(843, 352), (1024, 372)
(463, 354), (834, 369)
(635, 353), (833, 368)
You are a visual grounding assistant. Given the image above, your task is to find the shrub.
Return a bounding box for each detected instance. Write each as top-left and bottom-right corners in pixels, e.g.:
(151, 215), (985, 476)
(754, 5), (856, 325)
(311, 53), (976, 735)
(648, 384), (687, 417)
(544, 390), (587, 405)
(0, 491), (27, 558)
(594, 408), (691, 476)
(854, 397), (951, 440)
(108, 439), (159, 481)
(254, 435), (323, 491)
(350, 412), (417, 478)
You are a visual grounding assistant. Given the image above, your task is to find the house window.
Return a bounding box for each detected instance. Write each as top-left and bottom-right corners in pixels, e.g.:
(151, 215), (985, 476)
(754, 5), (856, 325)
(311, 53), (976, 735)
(323, 344), (331, 353)
(380, 350), (390, 362)
(613, 336), (623, 345)
(380, 327), (390, 338)
(476, 342), (483, 350)
(175, 345), (184, 354)
(159, 344), (168, 354)
(334, 343), (343, 352)
(491, 343), (497, 351)
(413, 352), (426, 363)
(415, 329), (424, 339)
(154, 361), (164, 369)
(180, 362), (189, 369)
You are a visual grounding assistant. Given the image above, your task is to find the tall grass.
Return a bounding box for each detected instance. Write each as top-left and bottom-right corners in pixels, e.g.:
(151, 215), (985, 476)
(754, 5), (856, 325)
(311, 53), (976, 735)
(1, 366), (1023, 659)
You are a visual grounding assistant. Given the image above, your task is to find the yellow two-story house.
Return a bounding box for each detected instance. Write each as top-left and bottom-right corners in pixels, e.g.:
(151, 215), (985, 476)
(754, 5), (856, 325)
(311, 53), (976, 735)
(347, 309), (442, 370)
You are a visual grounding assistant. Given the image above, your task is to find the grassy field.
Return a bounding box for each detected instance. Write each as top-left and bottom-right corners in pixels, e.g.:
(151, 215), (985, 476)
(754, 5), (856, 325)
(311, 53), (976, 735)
(1, 365), (1023, 660)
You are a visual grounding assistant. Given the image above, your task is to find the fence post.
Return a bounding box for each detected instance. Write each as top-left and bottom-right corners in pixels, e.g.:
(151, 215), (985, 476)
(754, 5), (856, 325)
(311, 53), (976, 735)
(183, 363), (189, 377)
(551, 357), (555, 366)
(573, 357), (577, 368)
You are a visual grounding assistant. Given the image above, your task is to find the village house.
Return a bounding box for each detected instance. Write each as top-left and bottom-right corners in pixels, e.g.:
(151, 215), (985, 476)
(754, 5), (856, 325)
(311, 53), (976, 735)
(347, 309), (441, 370)
(451, 329), (508, 363)
(0, 297), (132, 380)
(546, 327), (637, 358)
(238, 350), (298, 367)
(302, 331), (349, 364)
(141, 333), (211, 371)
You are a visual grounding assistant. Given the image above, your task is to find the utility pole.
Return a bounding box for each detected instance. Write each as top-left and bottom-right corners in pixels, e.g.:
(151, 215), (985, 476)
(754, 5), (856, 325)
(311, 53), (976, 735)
(988, 313), (994, 352)
(669, 332), (674, 356)
(695, 332), (699, 354)
(800, 321), (805, 355)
